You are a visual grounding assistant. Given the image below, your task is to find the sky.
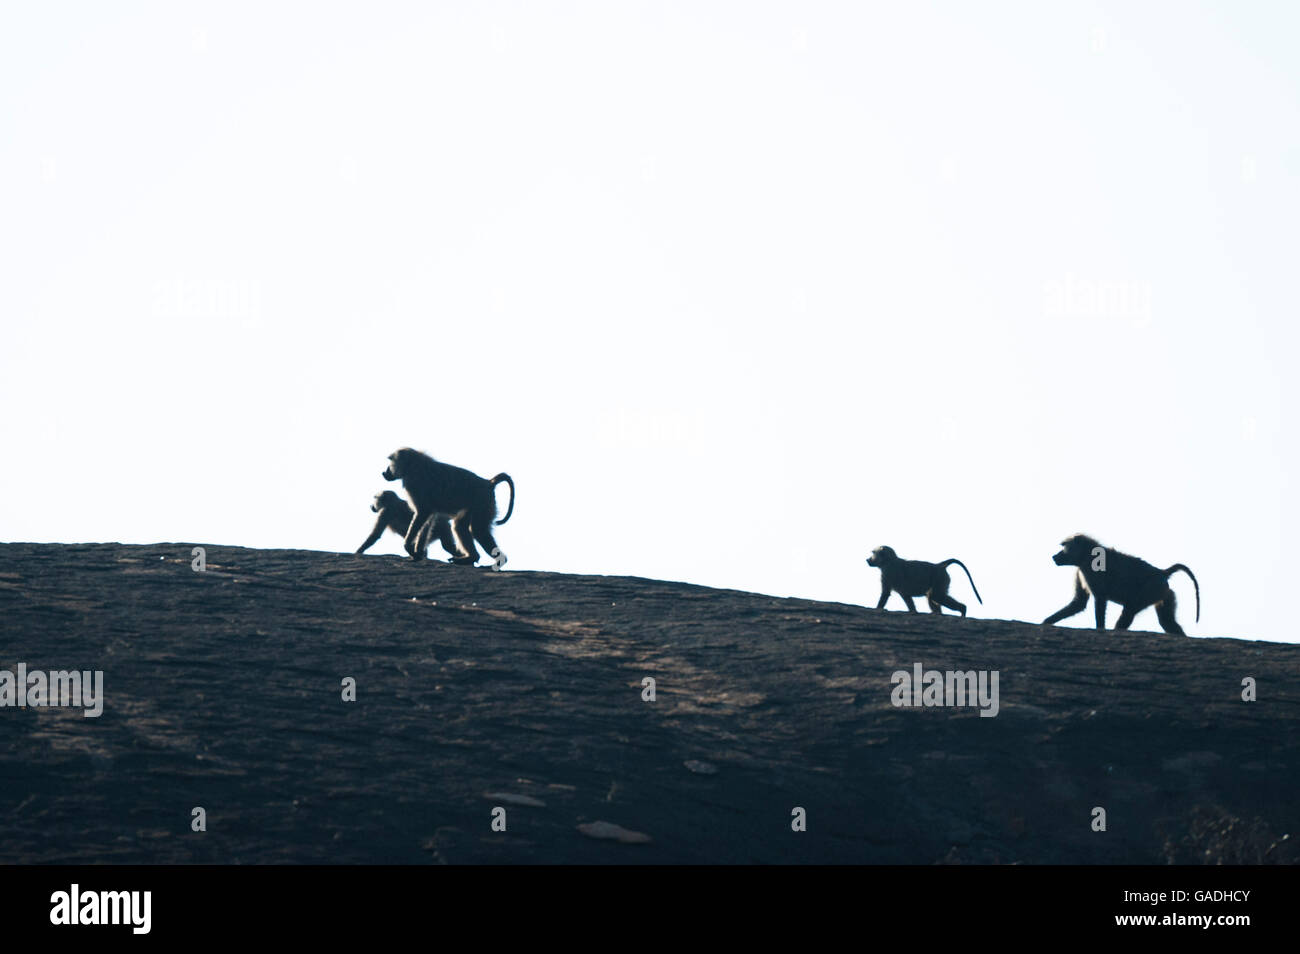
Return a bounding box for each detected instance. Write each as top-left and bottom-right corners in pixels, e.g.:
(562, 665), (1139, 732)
(2, 1), (1297, 641)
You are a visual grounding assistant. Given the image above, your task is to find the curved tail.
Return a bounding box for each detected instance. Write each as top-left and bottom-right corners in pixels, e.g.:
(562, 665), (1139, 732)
(490, 473), (515, 525)
(1164, 564), (1200, 621)
(940, 559), (983, 604)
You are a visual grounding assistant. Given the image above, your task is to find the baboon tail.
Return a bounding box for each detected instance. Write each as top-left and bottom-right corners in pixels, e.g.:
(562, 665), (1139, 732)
(491, 474), (515, 525)
(940, 559), (983, 604)
(1164, 564), (1200, 622)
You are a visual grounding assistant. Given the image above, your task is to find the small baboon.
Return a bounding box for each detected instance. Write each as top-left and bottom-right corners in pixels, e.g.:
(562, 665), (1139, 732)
(356, 490), (460, 560)
(867, 545), (983, 616)
(382, 447), (515, 567)
(1042, 533), (1200, 635)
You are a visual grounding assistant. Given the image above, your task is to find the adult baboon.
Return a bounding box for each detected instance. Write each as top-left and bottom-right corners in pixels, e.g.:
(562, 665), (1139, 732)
(355, 490), (459, 560)
(382, 447), (515, 567)
(1042, 534), (1200, 635)
(867, 545), (983, 616)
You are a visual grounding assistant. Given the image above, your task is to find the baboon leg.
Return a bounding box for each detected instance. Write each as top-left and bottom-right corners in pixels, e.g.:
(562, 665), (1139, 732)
(404, 514), (422, 552)
(901, 594), (917, 613)
(1113, 605), (1138, 631)
(404, 510), (430, 557)
(450, 514), (480, 565)
(1093, 597), (1108, 630)
(1044, 577), (1089, 626)
(425, 516), (449, 560)
(356, 518), (386, 555)
(1155, 590), (1185, 636)
(928, 579), (963, 616)
(424, 512), (473, 564)
(470, 512), (503, 567)
(1044, 595), (1087, 625)
(876, 588), (892, 610)
(939, 594), (967, 616)
(431, 517), (460, 560)
(412, 517), (435, 559)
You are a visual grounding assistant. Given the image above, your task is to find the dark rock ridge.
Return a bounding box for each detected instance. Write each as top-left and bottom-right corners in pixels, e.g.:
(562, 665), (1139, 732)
(0, 542), (1294, 864)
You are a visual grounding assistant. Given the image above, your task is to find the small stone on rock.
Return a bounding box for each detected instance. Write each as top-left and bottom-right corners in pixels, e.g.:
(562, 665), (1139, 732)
(577, 821), (651, 844)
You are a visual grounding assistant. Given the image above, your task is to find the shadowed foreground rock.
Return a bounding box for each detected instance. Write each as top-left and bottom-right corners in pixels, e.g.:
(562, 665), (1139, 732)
(0, 543), (1295, 864)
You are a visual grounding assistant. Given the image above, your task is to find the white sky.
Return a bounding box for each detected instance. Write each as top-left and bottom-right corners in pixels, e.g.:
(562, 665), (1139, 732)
(2, 1), (1297, 641)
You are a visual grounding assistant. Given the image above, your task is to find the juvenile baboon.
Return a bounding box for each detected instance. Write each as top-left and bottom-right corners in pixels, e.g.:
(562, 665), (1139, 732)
(355, 490), (459, 560)
(382, 447), (515, 567)
(867, 545), (983, 616)
(1042, 533), (1200, 635)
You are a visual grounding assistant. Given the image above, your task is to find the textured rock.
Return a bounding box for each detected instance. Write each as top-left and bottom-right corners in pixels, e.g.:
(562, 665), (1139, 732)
(0, 542), (1296, 864)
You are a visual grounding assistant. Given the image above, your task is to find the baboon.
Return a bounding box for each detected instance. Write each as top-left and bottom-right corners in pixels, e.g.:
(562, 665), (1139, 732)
(355, 490), (460, 560)
(867, 545), (983, 616)
(1042, 533), (1200, 635)
(382, 447), (515, 567)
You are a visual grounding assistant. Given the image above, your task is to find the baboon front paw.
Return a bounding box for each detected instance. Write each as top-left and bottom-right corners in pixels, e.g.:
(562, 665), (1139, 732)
(490, 548), (507, 571)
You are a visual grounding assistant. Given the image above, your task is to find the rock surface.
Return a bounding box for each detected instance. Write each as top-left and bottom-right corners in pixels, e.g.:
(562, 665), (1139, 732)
(0, 542), (1295, 864)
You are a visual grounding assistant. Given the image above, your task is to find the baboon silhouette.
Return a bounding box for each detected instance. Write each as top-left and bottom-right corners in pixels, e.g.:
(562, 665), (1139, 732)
(1042, 533), (1200, 635)
(867, 545), (983, 616)
(382, 447), (514, 567)
(356, 490), (459, 560)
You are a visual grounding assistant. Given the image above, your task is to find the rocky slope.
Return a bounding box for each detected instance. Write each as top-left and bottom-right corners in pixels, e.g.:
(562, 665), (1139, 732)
(0, 542), (1294, 864)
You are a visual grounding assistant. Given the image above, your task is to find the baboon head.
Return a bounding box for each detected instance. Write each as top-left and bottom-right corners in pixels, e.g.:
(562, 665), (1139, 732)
(867, 546), (898, 568)
(372, 490), (402, 513)
(1053, 534), (1100, 567)
(382, 448), (414, 482)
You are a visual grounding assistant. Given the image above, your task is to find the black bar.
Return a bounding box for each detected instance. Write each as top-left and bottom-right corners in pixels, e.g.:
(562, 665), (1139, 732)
(2, 864), (1290, 941)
